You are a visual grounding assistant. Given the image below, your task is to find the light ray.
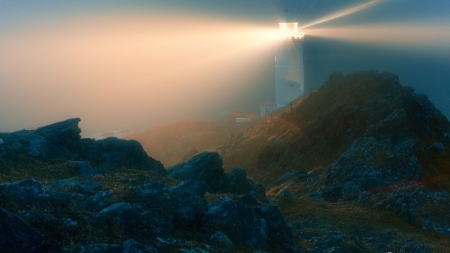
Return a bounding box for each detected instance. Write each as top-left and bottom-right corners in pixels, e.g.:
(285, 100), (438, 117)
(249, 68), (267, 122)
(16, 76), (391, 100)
(303, 23), (450, 55)
(299, 0), (383, 29)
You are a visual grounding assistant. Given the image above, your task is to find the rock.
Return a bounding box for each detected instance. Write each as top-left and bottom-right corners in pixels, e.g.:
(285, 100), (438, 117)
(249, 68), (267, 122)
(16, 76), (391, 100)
(428, 142), (444, 151)
(0, 208), (45, 253)
(218, 167), (254, 194)
(131, 181), (171, 211)
(0, 118), (165, 174)
(34, 118), (81, 141)
(255, 205), (294, 245)
(167, 152), (223, 191)
(210, 231), (234, 248)
(83, 190), (113, 212)
(89, 202), (139, 226)
(202, 197), (268, 246)
(399, 242), (431, 253)
(0, 179), (45, 207)
(92, 137), (165, 172)
(356, 191), (371, 202)
(168, 179), (208, 223)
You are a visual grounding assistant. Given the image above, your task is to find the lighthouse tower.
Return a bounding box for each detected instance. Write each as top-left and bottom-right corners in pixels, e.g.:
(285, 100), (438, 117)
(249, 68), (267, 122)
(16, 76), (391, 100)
(275, 22), (304, 107)
(260, 15), (305, 116)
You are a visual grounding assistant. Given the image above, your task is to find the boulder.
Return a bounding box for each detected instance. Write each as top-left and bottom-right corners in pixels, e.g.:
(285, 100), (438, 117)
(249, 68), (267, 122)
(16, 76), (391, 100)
(168, 179), (208, 223)
(167, 152), (223, 190)
(0, 208), (45, 253)
(0, 179), (45, 208)
(202, 197), (268, 246)
(218, 168), (253, 194)
(254, 205), (293, 244)
(92, 137), (165, 172)
(34, 118), (81, 141)
(209, 231), (234, 249)
(83, 190), (114, 212)
(131, 181), (170, 209)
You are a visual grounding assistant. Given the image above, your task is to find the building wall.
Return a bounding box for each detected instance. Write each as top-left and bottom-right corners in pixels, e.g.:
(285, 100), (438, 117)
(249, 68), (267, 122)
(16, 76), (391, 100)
(275, 38), (304, 107)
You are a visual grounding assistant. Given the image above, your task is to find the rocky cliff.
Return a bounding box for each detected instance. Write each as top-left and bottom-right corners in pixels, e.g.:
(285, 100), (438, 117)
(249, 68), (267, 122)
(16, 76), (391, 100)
(0, 119), (294, 252)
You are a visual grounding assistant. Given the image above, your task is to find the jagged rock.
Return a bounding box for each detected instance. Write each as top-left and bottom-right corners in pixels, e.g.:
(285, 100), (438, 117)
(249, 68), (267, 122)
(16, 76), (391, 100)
(428, 142), (444, 151)
(83, 190), (114, 212)
(399, 242), (431, 253)
(318, 136), (422, 202)
(0, 208), (45, 253)
(254, 204), (293, 244)
(89, 202), (139, 226)
(131, 181), (171, 210)
(167, 152), (223, 189)
(218, 167), (253, 194)
(0, 179), (45, 207)
(34, 118), (82, 141)
(210, 231), (234, 248)
(91, 137), (164, 172)
(168, 179), (208, 223)
(202, 197), (268, 246)
(0, 118), (165, 173)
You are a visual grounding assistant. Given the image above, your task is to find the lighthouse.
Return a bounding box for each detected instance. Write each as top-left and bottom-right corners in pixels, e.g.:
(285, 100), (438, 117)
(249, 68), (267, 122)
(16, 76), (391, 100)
(260, 20), (305, 116)
(275, 22), (304, 107)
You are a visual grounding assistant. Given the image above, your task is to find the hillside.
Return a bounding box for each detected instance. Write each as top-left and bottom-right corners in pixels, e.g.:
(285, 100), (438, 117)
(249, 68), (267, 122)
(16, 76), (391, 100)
(130, 70), (450, 252)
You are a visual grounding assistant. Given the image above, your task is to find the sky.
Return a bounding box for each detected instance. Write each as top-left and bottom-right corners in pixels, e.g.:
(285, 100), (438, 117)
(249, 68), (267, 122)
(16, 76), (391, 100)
(1, 0), (449, 136)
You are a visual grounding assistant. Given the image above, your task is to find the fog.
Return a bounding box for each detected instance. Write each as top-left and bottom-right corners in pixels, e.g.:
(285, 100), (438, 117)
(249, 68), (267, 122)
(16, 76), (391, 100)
(1, 0), (449, 136)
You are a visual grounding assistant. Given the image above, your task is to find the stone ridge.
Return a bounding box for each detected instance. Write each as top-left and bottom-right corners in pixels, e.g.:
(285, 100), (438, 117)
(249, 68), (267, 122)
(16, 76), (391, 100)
(0, 118), (165, 173)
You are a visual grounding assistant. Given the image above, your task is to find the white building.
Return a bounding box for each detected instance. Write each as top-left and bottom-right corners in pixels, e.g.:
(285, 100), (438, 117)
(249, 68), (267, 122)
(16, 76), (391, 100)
(261, 22), (305, 116)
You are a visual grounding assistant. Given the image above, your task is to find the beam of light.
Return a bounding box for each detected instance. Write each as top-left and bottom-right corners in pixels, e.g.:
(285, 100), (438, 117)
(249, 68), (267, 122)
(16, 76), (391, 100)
(302, 22), (450, 56)
(0, 11), (280, 135)
(299, 0), (383, 30)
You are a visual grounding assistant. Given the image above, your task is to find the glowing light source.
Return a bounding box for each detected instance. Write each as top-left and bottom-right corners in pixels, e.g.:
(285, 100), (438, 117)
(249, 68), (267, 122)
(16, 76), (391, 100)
(279, 22), (305, 39)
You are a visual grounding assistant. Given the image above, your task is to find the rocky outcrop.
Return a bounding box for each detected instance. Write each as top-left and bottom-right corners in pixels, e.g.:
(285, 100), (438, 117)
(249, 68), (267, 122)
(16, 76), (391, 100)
(168, 152), (267, 201)
(0, 208), (45, 253)
(202, 197), (293, 249)
(0, 118), (165, 173)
